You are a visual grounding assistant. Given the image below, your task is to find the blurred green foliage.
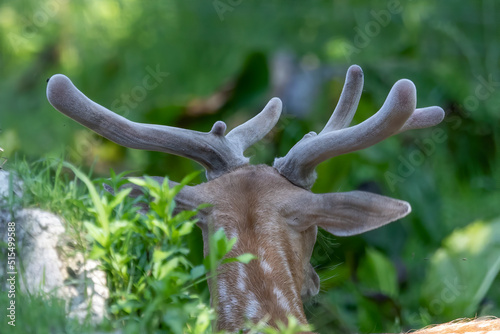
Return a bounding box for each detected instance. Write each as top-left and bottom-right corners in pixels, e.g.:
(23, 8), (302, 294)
(1, 0), (499, 333)
(71, 167), (215, 333)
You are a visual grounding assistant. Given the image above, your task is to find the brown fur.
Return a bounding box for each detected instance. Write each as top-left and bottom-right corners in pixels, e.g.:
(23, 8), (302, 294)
(196, 165), (317, 331)
(410, 317), (500, 333)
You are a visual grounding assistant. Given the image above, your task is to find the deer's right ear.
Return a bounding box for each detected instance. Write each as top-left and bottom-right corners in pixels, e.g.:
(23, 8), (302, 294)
(282, 191), (411, 236)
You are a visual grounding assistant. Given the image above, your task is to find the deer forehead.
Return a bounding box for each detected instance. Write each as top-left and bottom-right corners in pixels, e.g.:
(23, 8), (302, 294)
(200, 164), (305, 209)
(196, 164), (317, 246)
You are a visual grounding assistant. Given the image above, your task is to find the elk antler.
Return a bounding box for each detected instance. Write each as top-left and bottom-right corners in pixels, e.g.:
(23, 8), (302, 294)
(46, 74), (282, 180)
(273, 65), (445, 189)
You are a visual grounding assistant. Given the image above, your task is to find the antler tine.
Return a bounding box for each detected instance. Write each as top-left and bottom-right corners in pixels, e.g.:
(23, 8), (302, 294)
(47, 74), (282, 180)
(226, 97), (283, 152)
(396, 106), (445, 133)
(319, 65), (364, 133)
(274, 69), (445, 189)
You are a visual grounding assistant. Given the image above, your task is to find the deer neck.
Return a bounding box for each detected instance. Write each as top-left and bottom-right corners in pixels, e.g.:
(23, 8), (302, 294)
(197, 166), (312, 331)
(201, 213), (309, 331)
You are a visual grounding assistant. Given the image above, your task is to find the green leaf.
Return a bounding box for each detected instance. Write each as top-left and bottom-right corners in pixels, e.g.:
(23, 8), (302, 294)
(84, 221), (108, 247)
(128, 177), (148, 188)
(109, 220), (133, 234)
(88, 245), (107, 259)
(64, 162), (109, 231)
(190, 265), (206, 280)
(177, 221), (194, 237)
(421, 218), (500, 319)
(154, 257), (180, 280)
(222, 253), (257, 265)
(152, 249), (173, 263)
(358, 247), (398, 298)
(109, 187), (132, 210)
(236, 253), (257, 264)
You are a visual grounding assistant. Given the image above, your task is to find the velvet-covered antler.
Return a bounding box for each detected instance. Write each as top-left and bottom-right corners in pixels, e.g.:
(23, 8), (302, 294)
(273, 65), (445, 189)
(46, 74), (282, 180)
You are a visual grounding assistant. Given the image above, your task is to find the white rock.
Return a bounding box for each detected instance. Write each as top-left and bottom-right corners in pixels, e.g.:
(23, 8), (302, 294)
(0, 170), (109, 324)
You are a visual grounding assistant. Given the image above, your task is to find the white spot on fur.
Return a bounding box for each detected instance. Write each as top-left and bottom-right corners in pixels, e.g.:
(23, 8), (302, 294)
(261, 259), (272, 274)
(218, 279), (228, 303)
(223, 303), (235, 324)
(245, 292), (260, 319)
(292, 299), (303, 314)
(258, 248), (273, 274)
(277, 247), (291, 275)
(218, 279), (236, 324)
(260, 242), (301, 309)
(237, 262), (247, 291)
(273, 286), (291, 313)
(274, 245), (299, 302)
(291, 285), (300, 302)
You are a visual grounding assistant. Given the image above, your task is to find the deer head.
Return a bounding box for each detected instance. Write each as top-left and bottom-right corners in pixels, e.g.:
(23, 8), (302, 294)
(47, 65), (445, 332)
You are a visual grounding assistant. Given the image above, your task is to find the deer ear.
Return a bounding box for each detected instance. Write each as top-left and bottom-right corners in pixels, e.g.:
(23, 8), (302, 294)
(282, 191), (411, 236)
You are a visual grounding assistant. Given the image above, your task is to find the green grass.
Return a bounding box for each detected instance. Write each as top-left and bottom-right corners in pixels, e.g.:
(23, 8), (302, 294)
(0, 292), (93, 334)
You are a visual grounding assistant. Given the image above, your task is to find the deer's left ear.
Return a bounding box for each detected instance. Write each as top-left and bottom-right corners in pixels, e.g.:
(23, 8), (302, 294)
(282, 190), (411, 236)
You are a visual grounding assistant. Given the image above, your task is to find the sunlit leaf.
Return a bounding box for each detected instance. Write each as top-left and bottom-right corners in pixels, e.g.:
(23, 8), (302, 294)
(421, 218), (500, 319)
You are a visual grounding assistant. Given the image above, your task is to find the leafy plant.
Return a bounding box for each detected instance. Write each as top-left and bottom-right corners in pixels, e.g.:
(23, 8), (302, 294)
(63, 163), (212, 333)
(421, 218), (500, 320)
